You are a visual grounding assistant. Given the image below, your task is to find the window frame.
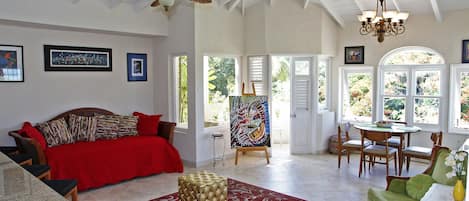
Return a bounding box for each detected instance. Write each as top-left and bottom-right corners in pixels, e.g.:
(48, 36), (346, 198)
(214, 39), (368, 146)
(318, 56), (331, 111)
(449, 64), (469, 134)
(377, 65), (444, 130)
(203, 54), (242, 129)
(338, 66), (374, 123)
(170, 54), (189, 130)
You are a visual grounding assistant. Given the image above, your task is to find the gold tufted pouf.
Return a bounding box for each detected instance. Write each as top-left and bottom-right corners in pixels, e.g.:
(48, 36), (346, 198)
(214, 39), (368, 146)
(178, 171), (228, 201)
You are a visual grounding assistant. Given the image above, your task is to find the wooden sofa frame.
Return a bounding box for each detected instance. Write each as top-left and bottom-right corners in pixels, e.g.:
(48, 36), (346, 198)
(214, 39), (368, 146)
(8, 107), (176, 165)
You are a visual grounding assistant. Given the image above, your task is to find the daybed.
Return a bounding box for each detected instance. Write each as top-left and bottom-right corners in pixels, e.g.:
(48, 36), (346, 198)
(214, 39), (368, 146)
(9, 107), (184, 191)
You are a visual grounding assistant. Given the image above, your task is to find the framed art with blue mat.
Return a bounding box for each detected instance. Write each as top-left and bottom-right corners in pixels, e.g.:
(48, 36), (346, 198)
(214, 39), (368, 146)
(127, 53), (147, 82)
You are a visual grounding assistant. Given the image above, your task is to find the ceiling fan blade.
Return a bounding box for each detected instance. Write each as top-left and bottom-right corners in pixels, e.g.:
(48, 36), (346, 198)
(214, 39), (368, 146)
(150, 0), (160, 7)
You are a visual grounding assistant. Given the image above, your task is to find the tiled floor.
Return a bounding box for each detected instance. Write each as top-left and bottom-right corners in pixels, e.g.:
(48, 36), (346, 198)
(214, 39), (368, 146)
(79, 145), (427, 201)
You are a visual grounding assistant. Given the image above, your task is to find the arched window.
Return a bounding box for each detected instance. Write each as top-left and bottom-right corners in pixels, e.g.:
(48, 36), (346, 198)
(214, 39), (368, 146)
(377, 46), (445, 131)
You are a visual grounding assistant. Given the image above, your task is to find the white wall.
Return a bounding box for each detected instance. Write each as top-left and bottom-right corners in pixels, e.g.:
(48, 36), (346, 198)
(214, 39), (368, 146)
(321, 10), (339, 56)
(153, 4), (197, 163)
(332, 10), (469, 149)
(0, 23), (155, 146)
(194, 4), (245, 166)
(0, 0), (168, 36)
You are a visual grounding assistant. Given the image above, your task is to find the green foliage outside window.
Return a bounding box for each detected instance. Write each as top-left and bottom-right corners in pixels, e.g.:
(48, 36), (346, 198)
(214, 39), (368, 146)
(345, 73), (372, 121)
(460, 72), (469, 125)
(177, 56), (188, 125)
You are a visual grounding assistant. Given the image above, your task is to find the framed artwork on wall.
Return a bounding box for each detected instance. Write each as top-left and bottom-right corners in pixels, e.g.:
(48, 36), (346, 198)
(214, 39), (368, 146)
(344, 46), (365, 64)
(463, 40), (469, 63)
(44, 45), (112, 71)
(0, 44), (24, 82)
(127, 53), (147, 82)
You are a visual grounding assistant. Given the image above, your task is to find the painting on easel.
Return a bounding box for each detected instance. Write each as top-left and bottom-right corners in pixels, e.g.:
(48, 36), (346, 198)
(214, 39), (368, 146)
(230, 96), (271, 148)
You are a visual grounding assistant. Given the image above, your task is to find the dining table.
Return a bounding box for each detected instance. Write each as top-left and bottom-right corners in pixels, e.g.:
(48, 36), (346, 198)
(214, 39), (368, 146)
(354, 123), (422, 176)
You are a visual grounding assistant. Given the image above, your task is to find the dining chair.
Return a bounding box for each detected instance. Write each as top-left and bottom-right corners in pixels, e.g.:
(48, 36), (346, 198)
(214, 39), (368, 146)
(401, 131), (443, 173)
(337, 124), (371, 168)
(376, 121), (407, 149)
(359, 130), (398, 177)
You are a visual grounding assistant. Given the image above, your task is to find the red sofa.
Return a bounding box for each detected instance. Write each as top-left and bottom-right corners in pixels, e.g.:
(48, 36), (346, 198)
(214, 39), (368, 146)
(9, 108), (184, 191)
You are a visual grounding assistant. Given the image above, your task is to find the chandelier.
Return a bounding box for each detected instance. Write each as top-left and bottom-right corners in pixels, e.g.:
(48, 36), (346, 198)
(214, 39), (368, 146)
(357, 0), (409, 43)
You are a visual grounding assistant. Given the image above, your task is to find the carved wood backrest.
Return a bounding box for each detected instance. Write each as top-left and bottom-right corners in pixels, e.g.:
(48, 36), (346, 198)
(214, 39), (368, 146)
(50, 107), (114, 122)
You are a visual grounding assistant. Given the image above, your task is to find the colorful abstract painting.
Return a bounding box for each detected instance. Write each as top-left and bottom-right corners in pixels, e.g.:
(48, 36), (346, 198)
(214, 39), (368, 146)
(0, 45), (24, 82)
(230, 96), (271, 148)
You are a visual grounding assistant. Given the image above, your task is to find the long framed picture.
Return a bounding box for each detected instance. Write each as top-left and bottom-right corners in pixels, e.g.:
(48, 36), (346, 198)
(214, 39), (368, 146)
(127, 53), (147, 82)
(0, 45), (24, 82)
(463, 40), (469, 63)
(345, 46), (365, 64)
(44, 45), (112, 71)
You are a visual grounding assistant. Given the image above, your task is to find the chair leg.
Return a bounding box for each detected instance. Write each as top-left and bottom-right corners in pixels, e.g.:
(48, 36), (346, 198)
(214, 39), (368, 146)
(385, 155), (389, 176)
(359, 152), (364, 177)
(347, 151), (351, 164)
(338, 148), (342, 168)
(406, 156), (410, 172)
(394, 153), (398, 175)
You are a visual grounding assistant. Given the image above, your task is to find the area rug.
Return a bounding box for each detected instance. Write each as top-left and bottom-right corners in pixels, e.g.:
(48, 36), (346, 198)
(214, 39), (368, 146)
(150, 178), (306, 201)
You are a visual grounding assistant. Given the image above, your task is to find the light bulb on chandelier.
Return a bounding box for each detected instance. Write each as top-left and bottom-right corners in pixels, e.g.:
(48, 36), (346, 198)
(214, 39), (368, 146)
(357, 0), (409, 43)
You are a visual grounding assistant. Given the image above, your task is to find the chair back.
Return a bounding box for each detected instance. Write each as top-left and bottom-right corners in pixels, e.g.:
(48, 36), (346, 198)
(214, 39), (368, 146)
(361, 130), (393, 142)
(337, 125), (351, 144)
(431, 131), (443, 146)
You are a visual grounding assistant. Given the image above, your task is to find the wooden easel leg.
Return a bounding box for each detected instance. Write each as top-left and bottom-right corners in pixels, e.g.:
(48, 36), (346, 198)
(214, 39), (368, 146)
(235, 149), (239, 165)
(264, 146), (270, 164)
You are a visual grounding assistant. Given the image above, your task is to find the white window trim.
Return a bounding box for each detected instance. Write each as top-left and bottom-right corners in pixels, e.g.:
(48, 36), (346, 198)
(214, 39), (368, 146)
(377, 64), (446, 132)
(170, 54), (189, 131)
(449, 64), (469, 134)
(338, 66), (374, 124)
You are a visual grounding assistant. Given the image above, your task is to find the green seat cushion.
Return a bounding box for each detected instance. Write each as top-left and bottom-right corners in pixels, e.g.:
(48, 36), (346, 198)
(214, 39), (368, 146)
(406, 174), (435, 200)
(368, 188), (417, 201)
(387, 178), (407, 195)
(431, 150), (458, 186)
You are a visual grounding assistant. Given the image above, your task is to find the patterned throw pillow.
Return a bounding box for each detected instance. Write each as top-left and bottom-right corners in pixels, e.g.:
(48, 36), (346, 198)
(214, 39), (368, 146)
(38, 118), (74, 147)
(117, 115), (138, 137)
(95, 115), (119, 140)
(68, 114), (97, 142)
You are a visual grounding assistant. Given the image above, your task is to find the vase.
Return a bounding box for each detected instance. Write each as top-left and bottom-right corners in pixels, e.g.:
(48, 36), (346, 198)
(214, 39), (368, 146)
(454, 179), (465, 201)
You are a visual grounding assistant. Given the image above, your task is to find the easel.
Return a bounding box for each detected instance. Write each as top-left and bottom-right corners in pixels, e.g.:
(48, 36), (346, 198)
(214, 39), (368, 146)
(234, 82), (270, 165)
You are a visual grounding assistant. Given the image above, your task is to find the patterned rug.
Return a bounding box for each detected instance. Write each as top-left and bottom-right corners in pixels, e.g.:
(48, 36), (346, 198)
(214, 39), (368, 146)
(150, 178), (305, 201)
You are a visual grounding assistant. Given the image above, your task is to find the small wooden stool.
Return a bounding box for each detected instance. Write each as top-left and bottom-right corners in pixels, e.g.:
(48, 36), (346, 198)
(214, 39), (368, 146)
(44, 179), (78, 201)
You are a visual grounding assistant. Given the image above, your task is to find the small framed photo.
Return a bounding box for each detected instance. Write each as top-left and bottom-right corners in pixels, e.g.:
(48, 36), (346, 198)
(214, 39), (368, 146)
(345, 46), (365, 64)
(44, 45), (112, 71)
(463, 40), (469, 63)
(127, 53), (147, 82)
(0, 45), (24, 82)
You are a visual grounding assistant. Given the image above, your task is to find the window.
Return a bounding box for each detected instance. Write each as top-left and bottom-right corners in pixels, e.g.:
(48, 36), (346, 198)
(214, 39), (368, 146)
(449, 64), (469, 133)
(172, 55), (188, 128)
(204, 56), (239, 128)
(318, 57), (330, 110)
(339, 67), (373, 122)
(248, 56), (268, 95)
(378, 47), (445, 130)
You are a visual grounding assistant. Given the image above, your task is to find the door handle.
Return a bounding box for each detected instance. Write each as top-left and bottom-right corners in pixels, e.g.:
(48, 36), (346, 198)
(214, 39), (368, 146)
(290, 114), (296, 118)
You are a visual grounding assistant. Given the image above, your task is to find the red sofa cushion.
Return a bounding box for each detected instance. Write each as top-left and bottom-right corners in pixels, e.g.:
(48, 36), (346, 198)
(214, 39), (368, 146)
(18, 122), (47, 150)
(133, 112), (162, 136)
(45, 136), (183, 191)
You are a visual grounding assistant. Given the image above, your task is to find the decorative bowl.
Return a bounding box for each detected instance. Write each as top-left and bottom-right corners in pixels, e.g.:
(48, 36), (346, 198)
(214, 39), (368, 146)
(375, 121), (393, 128)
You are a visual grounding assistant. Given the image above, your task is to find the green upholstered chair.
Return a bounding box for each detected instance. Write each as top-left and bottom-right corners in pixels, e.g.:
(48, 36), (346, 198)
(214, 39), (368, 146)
(368, 146), (467, 201)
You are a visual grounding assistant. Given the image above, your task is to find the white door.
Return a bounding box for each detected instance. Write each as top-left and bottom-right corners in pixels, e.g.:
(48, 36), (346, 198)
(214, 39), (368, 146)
(290, 57), (313, 154)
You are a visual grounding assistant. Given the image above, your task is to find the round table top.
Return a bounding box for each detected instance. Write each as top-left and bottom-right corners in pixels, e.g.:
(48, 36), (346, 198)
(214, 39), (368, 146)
(354, 123), (421, 133)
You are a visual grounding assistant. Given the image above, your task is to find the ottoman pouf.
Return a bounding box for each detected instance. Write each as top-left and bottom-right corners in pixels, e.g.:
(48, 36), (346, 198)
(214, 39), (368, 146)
(178, 171), (228, 201)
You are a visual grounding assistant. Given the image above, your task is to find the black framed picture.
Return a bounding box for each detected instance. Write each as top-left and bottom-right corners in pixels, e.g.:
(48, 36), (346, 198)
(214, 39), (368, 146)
(127, 53), (147, 82)
(345, 46), (365, 64)
(44, 45), (112, 71)
(0, 44), (24, 82)
(463, 40), (469, 63)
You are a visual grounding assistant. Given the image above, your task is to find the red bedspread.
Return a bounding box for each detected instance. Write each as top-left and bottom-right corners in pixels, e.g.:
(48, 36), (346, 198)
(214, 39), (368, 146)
(45, 136), (184, 191)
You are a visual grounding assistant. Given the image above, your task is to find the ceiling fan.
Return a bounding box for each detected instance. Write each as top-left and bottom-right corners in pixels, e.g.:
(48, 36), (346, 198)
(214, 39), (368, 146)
(150, 0), (212, 12)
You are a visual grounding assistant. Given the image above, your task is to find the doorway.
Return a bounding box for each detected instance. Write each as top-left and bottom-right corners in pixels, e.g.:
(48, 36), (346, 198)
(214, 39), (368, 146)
(271, 56), (291, 154)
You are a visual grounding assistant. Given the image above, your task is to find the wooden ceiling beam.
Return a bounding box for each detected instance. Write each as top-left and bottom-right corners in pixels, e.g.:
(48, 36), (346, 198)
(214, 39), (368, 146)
(353, 0), (365, 11)
(241, 0), (245, 16)
(392, 0), (401, 11)
(319, 0), (345, 28)
(430, 0), (443, 22)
